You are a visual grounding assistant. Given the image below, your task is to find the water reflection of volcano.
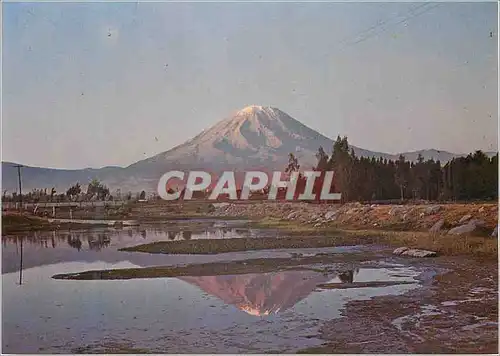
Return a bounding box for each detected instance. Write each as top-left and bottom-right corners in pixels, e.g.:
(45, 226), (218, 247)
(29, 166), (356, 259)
(180, 271), (331, 316)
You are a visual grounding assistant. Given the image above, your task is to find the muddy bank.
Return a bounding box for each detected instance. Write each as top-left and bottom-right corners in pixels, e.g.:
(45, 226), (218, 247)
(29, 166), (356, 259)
(300, 258), (498, 354)
(52, 252), (380, 280)
(1, 213), (116, 234)
(118, 234), (385, 255)
(317, 281), (415, 289)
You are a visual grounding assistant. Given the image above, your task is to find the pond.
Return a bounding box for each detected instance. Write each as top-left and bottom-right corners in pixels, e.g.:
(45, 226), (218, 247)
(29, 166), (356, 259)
(2, 223), (427, 353)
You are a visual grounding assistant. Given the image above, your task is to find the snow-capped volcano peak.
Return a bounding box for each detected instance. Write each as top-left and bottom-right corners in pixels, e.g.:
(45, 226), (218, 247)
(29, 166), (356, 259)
(235, 105), (283, 119)
(237, 105), (265, 114)
(142, 105), (335, 169)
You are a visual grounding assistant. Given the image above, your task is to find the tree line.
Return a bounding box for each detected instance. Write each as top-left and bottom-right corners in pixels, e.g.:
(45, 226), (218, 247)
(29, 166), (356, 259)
(288, 136), (498, 203)
(2, 178), (148, 203)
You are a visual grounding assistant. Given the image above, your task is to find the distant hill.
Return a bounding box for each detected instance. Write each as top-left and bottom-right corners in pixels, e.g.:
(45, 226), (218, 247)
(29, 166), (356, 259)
(2, 105), (496, 192)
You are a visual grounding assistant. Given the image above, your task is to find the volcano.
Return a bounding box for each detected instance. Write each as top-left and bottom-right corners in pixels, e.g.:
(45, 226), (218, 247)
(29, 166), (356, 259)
(130, 105), (380, 172)
(3, 105), (491, 192)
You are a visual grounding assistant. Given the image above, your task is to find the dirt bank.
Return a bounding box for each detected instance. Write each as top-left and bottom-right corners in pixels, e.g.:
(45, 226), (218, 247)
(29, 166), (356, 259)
(210, 201), (498, 233)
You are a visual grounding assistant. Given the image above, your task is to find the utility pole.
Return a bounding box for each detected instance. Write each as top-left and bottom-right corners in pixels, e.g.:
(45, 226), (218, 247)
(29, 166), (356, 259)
(14, 165), (23, 211)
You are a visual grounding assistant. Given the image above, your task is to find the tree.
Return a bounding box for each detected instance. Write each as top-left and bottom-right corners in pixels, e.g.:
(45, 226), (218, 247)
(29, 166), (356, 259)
(97, 185), (110, 201)
(411, 154), (426, 199)
(139, 190), (146, 200)
(328, 136), (353, 202)
(66, 183), (82, 201)
(394, 155), (410, 201)
(87, 179), (100, 197)
(50, 187), (57, 202)
(285, 153), (300, 174)
(283, 153), (304, 200)
(87, 179), (109, 201)
(313, 146), (336, 202)
(315, 146), (329, 171)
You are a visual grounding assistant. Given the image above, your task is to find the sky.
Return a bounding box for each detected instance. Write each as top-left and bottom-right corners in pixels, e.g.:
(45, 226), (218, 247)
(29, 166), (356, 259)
(2, 1), (498, 169)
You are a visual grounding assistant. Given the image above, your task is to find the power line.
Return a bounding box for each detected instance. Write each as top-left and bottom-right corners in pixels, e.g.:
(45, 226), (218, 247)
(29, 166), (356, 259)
(328, 2), (440, 55)
(346, 3), (441, 49)
(336, 2), (431, 49)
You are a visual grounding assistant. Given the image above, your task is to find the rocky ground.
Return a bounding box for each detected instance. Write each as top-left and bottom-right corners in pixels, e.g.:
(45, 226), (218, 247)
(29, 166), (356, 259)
(209, 201), (498, 237)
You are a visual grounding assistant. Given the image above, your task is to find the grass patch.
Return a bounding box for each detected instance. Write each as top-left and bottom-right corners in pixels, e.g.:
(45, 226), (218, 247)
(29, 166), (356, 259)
(248, 218), (497, 259)
(355, 230), (497, 259)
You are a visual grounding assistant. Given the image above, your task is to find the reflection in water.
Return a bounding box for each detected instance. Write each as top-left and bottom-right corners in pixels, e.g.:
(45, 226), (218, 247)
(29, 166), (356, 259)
(2, 260), (422, 354)
(1, 223), (264, 274)
(180, 271), (333, 316)
(182, 231), (192, 240)
(18, 238), (23, 285)
(67, 236), (82, 251)
(338, 268), (360, 284)
(2, 224), (253, 252)
(88, 234), (111, 251)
